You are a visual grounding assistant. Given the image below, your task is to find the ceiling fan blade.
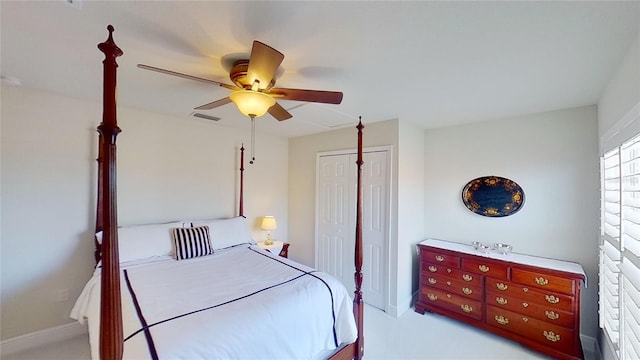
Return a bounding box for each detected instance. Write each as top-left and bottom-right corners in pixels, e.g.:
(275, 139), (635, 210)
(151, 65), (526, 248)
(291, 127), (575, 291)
(247, 41), (284, 90)
(269, 88), (343, 104)
(194, 97), (232, 110)
(137, 64), (237, 91)
(268, 102), (293, 121)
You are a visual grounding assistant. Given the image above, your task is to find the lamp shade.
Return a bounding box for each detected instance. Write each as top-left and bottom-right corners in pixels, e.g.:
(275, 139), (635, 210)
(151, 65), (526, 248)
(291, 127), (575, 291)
(260, 216), (277, 231)
(229, 90), (275, 118)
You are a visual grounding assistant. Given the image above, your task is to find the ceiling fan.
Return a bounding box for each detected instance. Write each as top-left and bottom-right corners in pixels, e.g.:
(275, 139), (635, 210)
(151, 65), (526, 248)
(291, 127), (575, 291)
(137, 40), (343, 121)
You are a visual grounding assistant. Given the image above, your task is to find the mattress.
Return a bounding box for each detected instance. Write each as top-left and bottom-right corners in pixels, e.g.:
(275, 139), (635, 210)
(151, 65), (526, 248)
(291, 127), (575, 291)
(71, 245), (358, 359)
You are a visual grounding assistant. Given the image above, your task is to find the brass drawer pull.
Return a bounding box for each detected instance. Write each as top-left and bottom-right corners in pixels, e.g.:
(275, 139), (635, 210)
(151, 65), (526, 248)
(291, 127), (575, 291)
(446, 281), (451, 286)
(545, 294), (560, 304)
(496, 283), (508, 291)
(522, 302), (529, 308)
(435, 255), (445, 262)
(462, 274), (473, 282)
(428, 265), (437, 273)
(545, 310), (560, 320)
(535, 277), (549, 286)
(427, 293), (438, 301)
(460, 304), (473, 313)
(523, 287), (529, 293)
(494, 315), (509, 325)
(428, 278), (437, 284)
(478, 264), (490, 272)
(522, 317), (529, 322)
(496, 297), (508, 305)
(543, 330), (561, 342)
(462, 287), (473, 295)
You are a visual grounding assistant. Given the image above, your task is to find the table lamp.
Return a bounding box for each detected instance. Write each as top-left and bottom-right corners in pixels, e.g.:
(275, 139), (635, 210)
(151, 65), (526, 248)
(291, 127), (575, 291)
(260, 216), (277, 245)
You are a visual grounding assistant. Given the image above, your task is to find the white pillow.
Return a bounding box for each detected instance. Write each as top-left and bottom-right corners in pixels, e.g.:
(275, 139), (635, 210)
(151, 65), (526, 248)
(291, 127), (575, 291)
(96, 221), (191, 262)
(192, 216), (255, 250)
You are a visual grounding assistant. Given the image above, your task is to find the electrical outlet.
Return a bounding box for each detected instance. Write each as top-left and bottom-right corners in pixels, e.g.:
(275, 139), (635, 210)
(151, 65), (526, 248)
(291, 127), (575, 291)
(55, 289), (69, 302)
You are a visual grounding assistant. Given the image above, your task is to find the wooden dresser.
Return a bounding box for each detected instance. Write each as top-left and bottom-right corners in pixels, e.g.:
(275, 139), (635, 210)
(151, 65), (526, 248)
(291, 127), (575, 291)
(415, 239), (586, 360)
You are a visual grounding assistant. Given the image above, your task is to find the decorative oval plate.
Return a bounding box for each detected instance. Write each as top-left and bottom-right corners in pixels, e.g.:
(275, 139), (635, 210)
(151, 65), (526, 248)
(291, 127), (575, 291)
(462, 176), (524, 217)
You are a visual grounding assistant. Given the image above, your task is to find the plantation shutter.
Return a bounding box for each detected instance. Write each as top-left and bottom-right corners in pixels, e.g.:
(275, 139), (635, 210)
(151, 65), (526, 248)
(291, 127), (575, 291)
(601, 147), (622, 353)
(621, 262), (640, 359)
(620, 136), (640, 359)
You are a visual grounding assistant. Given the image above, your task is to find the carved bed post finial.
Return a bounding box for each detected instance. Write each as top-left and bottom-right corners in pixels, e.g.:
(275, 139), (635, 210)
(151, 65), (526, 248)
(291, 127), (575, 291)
(354, 116), (365, 360)
(97, 25), (123, 360)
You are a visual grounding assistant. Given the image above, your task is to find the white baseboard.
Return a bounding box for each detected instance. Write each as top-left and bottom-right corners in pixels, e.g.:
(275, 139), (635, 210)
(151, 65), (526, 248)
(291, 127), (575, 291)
(599, 330), (618, 360)
(0, 322), (87, 356)
(386, 291), (417, 318)
(581, 334), (600, 359)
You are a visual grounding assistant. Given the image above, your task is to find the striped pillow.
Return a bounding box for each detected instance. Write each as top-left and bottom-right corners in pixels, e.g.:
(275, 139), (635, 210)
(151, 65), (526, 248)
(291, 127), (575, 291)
(172, 226), (213, 260)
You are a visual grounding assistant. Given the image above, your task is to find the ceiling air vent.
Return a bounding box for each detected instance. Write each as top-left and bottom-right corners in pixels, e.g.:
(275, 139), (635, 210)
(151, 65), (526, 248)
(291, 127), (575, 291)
(192, 113), (221, 122)
(63, 0), (83, 9)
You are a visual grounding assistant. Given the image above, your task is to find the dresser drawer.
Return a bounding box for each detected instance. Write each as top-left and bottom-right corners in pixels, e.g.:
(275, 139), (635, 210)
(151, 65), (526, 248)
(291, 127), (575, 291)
(461, 257), (508, 280)
(421, 273), (482, 301)
(511, 268), (575, 295)
(421, 262), (482, 287)
(486, 290), (575, 328)
(485, 277), (575, 312)
(420, 287), (482, 321)
(421, 248), (460, 267)
(486, 306), (576, 354)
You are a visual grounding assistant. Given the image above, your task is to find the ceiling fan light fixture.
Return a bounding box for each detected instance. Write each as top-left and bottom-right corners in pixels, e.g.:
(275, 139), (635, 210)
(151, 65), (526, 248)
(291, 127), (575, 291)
(229, 90), (275, 118)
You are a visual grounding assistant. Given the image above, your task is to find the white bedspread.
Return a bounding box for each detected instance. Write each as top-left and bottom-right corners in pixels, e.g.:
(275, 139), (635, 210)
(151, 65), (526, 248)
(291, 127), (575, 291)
(71, 245), (357, 360)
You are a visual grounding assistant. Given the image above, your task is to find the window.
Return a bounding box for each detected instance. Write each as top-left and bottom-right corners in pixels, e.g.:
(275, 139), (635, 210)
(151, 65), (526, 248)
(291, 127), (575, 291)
(600, 134), (640, 359)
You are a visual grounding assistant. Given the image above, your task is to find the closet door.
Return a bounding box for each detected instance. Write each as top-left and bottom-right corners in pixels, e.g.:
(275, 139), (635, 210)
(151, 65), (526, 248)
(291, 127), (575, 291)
(317, 150), (389, 311)
(360, 150), (389, 310)
(317, 154), (353, 284)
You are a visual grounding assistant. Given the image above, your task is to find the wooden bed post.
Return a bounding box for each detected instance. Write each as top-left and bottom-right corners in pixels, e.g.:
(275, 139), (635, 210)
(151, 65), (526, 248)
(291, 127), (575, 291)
(353, 118), (365, 360)
(97, 25), (124, 360)
(95, 143), (104, 263)
(329, 120), (365, 360)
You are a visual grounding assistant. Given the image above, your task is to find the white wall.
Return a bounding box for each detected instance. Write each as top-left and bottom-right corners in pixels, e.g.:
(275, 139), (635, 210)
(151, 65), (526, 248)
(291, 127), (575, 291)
(598, 32), (640, 142)
(0, 86), (289, 340)
(395, 120), (425, 315)
(423, 106), (600, 339)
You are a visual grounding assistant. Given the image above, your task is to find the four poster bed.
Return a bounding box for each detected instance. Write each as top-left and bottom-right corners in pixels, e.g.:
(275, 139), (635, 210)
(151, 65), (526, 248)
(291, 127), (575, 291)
(71, 26), (365, 360)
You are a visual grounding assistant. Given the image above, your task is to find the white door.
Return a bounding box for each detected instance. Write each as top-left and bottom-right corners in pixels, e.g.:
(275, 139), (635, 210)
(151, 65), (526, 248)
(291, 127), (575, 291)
(317, 150), (389, 311)
(317, 154), (353, 281)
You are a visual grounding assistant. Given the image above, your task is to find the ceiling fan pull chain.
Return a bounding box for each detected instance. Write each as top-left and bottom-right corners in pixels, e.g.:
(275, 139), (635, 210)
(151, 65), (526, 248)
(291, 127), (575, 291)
(250, 116), (256, 164)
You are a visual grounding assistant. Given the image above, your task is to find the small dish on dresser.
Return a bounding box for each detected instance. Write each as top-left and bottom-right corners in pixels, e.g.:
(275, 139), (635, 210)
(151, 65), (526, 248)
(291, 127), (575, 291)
(493, 243), (512, 255)
(472, 241), (491, 253)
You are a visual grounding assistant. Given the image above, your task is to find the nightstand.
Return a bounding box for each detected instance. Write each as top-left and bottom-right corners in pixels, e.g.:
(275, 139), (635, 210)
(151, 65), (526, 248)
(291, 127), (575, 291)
(257, 240), (289, 258)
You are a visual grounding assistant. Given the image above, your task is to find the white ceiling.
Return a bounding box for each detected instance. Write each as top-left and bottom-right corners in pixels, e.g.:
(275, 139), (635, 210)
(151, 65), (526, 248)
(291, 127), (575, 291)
(1, 1), (639, 137)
